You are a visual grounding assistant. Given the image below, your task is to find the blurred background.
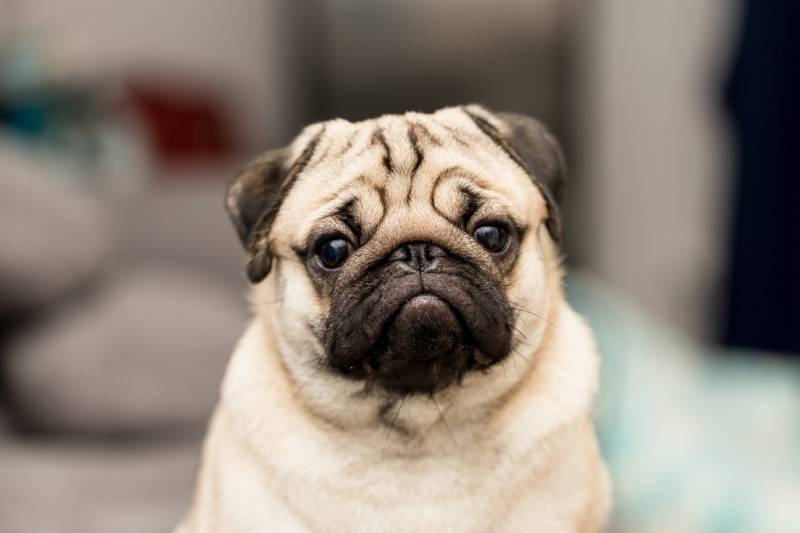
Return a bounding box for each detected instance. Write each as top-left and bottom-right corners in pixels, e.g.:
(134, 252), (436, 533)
(0, 1), (798, 532)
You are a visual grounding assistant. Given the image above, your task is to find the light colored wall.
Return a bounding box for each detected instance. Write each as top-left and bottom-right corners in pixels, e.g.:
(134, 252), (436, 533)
(569, 0), (739, 340)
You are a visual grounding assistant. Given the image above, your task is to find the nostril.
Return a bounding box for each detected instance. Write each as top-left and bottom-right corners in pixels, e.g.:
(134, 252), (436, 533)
(425, 244), (448, 259)
(387, 242), (449, 271)
(388, 245), (411, 262)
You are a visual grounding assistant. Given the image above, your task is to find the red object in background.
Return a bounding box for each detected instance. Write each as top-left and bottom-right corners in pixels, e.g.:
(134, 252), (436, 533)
(127, 79), (234, 167)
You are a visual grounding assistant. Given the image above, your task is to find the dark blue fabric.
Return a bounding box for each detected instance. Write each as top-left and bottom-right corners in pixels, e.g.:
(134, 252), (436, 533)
(722, 0), (800, 354)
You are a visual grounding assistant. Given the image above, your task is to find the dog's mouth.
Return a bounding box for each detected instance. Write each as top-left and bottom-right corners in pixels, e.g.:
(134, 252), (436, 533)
(324, 263), (514, 394)
(362, 293), (472, 393)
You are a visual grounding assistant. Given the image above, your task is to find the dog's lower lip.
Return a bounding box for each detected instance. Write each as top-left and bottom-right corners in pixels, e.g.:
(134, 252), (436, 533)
(387, 294), (462, 343)
(405, 294), (442, 305)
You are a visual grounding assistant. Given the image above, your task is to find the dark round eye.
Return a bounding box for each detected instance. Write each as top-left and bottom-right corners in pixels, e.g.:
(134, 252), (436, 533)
(474, 225), (509, 253)
(317, 238), (350, 269)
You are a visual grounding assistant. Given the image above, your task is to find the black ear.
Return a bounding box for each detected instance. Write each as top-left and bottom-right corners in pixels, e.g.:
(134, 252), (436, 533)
(225, 126), (325, 284)
(495, 112), (565, 242)
(463, 106), (566, 242)
(225, 149), (289, 283)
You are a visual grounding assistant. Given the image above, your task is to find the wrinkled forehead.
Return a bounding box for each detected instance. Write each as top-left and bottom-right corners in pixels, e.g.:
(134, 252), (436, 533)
(276, 107), (542, 239)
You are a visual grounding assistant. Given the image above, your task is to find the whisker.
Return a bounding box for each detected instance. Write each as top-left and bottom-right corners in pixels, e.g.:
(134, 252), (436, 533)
(509, 300), (562, 335)
(511, 347), (531, 364)
(292, 356), (327, 394)
(510, 322), (529, 341)
(382, 395), (407, 453)
(431, 396), (459, 450)
(510, 349), (520, 375)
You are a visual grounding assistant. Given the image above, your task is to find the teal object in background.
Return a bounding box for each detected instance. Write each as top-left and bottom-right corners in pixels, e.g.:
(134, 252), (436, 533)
(3, 96), (51, 138)
(0, 39), (99, 159)
(567, 274), (800, 533)
(0, 40), (51, 138)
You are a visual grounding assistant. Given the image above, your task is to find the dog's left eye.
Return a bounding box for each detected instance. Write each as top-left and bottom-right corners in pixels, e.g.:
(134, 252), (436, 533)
(474, 225), (509, 253)
(317, 238), (351, 269)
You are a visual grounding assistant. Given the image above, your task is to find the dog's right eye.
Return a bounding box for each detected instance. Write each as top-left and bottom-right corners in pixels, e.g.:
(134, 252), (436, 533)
(317, 238), (350, 269)
(474, 224), (509, 254)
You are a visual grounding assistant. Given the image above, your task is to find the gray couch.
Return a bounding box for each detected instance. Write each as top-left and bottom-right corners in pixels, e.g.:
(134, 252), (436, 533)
(0, 145), (249, 533)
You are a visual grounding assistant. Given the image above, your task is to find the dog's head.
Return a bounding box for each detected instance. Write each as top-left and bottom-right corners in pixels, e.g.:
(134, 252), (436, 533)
(227, 105), (565, 412)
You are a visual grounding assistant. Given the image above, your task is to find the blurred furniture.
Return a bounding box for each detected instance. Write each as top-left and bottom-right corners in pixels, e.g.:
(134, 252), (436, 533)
(570, 274), (800, 533)
(0, 10), (290, 530)
(0, 144), (249, 533)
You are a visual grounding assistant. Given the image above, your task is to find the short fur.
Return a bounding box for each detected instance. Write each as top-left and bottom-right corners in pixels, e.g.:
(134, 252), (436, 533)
(178, 105), (611, 532)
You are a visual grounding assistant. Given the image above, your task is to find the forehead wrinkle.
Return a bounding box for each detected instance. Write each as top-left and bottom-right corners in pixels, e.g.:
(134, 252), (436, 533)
(294, 181), (386, 248)
(456, 178), (526, 217)
(407, 116), (444, 147)
(342, 123), (377, 165)
(430, 166), (519, 212)
(292, 143), (389, 223)
(315, 174), (369, 206)
(288, 179), (364, 244)
(429, 107), (485, 144)
(387, 118), (418, 166)
(473, 159), (542, 214)
(430, 170), (537, 242)
(315, 194), (359, 224)
(305, 130), (336, 171)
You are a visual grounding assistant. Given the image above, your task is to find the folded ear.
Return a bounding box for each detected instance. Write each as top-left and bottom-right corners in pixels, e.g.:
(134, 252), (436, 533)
(495, 112), (566, 242)
(463, 106), (566, 242)
(226, 125), (326, 284)
(225, 149), (289, 283)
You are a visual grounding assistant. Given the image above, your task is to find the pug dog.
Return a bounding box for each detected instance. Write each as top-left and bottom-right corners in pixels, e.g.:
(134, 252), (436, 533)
(177, 105), (610, 533)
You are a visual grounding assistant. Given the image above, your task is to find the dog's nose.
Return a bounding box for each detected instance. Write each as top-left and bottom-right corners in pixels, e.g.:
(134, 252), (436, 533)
(387, 242), (447, 272)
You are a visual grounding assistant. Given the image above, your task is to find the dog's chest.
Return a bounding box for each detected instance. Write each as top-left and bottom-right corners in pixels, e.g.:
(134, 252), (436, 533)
(282, 461), (574, 533)
(217, 427), (573, 533)
(292, 456), (500, 531)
